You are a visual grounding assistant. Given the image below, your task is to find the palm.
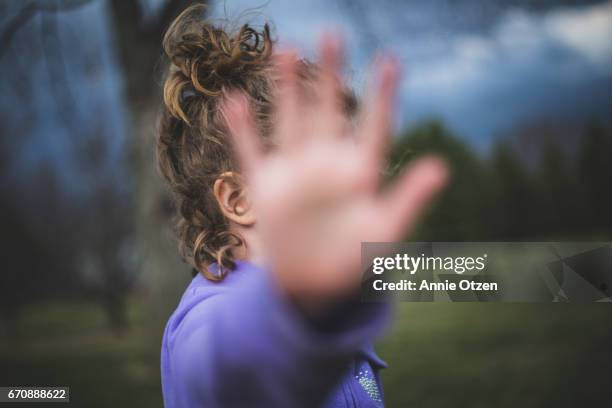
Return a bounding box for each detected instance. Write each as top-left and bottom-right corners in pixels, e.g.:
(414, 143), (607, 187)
(224, 37), (447, 300)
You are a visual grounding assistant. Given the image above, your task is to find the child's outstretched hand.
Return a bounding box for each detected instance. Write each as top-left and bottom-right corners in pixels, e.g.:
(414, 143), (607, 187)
(223, 35), (448, 304)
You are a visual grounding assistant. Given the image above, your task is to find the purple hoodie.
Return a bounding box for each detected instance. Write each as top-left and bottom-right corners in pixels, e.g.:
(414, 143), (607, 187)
(161, 261), (389, 407)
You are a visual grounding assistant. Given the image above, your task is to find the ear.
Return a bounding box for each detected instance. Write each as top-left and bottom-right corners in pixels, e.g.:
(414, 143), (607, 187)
(213, 172), (256, 226)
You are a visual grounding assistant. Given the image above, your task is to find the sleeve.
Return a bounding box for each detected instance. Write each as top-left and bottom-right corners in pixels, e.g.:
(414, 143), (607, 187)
(168, 269), (390, 408)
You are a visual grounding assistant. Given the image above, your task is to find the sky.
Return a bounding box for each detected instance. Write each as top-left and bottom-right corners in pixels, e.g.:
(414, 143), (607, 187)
(1, 0), (611, 196)
(207, 0), (612, 148)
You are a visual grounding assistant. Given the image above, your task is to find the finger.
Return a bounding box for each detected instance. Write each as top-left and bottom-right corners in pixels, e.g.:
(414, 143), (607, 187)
(313, 32), (345, 139)
(358, 56), (400, 189)
(376, 156), (449, 240)
(274, 51), (302, 149)
(221, 91), (262, 177)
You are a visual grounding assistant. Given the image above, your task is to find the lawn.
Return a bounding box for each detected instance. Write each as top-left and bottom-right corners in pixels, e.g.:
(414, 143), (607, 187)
(378, 303), (612, 408)
(1, 301), (610, 407)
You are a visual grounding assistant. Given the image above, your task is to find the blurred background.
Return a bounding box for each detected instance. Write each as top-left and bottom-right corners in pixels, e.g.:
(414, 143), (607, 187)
(0, 0), (611, 407)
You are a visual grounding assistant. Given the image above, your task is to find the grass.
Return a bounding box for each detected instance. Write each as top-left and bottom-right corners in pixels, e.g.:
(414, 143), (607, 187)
(0, 301), (163, 408)
(1, 301), (610, 407)
(378, 303), (612, 408)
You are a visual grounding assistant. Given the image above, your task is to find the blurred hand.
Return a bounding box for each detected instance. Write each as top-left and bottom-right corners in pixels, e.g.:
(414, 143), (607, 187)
(223, 35), (448, 303)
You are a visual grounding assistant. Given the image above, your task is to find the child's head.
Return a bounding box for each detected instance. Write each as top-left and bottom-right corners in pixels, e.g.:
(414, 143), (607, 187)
(157, 5), (356, 280)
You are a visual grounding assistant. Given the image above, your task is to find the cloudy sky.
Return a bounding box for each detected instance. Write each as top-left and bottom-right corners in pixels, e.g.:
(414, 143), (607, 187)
(2, 0), (611, 194)
(208, 0), (612, 149)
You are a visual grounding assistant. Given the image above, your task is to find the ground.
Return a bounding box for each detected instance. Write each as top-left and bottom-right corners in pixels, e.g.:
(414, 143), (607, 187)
(0, 301), (610, 407)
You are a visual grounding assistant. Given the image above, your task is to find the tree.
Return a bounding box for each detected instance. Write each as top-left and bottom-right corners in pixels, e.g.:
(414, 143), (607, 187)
(578, 122), (612, 235)
(390, 120), (495, 241)
(0, 0), (199, 331)
(536, 138), (587, 238)
(108, 0), (199, 322)
(489, 141), (541, 239)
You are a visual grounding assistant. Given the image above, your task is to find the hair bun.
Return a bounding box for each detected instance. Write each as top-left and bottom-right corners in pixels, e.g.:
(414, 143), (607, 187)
(163, 5), (272, 98)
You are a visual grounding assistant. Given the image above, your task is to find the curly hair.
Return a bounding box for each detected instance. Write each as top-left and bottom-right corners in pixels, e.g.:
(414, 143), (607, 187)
(157, 4), (356, 280)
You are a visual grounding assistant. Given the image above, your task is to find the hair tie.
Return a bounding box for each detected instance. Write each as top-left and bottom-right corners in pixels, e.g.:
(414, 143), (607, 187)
(181, 88), (197, 102)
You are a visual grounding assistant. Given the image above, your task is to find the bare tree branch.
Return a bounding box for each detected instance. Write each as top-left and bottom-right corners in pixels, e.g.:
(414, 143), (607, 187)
(0, 0), (92, 58)
(153, 0), (196, 38)
(109, 0), (204, 103)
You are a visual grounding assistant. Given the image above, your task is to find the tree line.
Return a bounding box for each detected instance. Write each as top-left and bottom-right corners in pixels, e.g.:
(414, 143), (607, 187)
(391, 120), (612, 241)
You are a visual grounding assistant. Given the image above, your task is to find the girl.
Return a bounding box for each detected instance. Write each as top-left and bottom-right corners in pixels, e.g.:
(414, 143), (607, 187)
(158, 5), (447, 407)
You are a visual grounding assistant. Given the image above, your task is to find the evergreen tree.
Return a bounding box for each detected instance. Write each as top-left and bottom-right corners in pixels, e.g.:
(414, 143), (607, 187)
(537, 138), (588, 238)
(390, 120), (495, 241)
(489, 141), (540, 239)
(578, 122), (612, 236)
